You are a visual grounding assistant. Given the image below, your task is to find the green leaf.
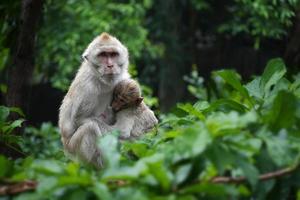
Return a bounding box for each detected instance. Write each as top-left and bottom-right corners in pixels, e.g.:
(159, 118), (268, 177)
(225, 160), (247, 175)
(204, 99), (249, 113)
(263, 133), (294, 167)
(0, 84), (7, 94)
(181, 183), (239, 197)
(260, 58), (287, 96)
(146, 154), (172, 191)
(99, 134), (121, 168)
(124, 142), (149, 158)
(264, 91), (298, 130)
(174, 164), (192, 184)
(206, 111), (257, 137)
(177, 103), (205, 120)
(0, 155), (13, 178)
(3, 119), (25, 134)
(0, 106), (10, 122)
(206, 144), (235, 174)
(214, 70), (252, 103)
(245, 77), (263, 99)
(92, 182), (113, 200)
(32, 160), (64, 174)
(238, 159), (259, 187)
(9, 107), (25, 117)
(174, 123), (212, 158)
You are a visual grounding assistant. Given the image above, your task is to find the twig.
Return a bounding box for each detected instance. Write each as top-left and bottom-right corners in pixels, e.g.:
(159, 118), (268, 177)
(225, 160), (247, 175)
(211, 165), (298, 184)
(0, 180), (37, 195)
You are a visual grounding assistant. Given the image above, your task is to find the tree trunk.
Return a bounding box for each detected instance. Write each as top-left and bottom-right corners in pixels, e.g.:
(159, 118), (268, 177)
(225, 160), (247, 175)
(5, 0), (43, 116)
(284, 10), (300, 72)
(2, 0), (43, 158)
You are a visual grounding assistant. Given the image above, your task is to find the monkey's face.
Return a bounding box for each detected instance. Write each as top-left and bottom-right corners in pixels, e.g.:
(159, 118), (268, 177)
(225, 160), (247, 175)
(111, 95), (143, 112)
(111, 80), (143, 112)
(82, 33), (129, 78)
(96, 49), (123, 76)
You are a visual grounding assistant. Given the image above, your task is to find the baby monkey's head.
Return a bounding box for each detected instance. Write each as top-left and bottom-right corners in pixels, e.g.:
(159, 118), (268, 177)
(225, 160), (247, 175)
(112, 79), (143, 112)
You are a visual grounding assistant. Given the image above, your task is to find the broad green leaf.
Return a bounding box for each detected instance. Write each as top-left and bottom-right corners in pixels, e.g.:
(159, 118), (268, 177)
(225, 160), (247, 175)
(177, 103), (205, 120)
(92, 182), (113, 200)
(175, 123), (212, 158)
(0, 84), (7, 94)
(9, 107), (25, 117)
(206, 144), (235, 174)
(99, 134), (121, 168)
(206, 111), (257, 137)
(245, 77), (263, 99)
(214, 70), (252, 102)
(0, 155), (13, 178)
(2, 119), (25, 134)
(260, 58), (287, 96)
(114, 187), (148, 200)
(181, 183), (239, 197)
(124, 142), (149, 158)
(147, 156), (172, 191)
(204, 99), (249, 114)
(238, 159), (259, 187)
(264, 91), (298, 130)
(174, 164), (192, 184)
(58, 175), (91, 186)
(264, 134), (294, 166)
(31, 160), (64, 174)
(36, 177), (58, 194)
(193, 101), (210, 111)
(0, 106), (10, 122)
(253, 180), (275, 200)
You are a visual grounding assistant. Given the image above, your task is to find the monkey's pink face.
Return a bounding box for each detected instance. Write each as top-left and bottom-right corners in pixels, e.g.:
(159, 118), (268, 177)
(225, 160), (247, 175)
(96, 49), (123, 76)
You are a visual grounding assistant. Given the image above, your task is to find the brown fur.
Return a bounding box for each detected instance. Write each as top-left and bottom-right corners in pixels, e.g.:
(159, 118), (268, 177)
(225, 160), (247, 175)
(99, 32), (111, 41)
(112, 79), (142, 111)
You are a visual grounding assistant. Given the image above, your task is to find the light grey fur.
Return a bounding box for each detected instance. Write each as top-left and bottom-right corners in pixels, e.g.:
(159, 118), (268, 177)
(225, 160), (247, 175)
(103, 101), (158, 139)
(59, 33), (130, 168)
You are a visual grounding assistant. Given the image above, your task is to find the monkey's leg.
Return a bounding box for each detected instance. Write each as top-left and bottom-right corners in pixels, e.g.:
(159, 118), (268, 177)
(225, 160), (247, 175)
(68, 120), (104, 168)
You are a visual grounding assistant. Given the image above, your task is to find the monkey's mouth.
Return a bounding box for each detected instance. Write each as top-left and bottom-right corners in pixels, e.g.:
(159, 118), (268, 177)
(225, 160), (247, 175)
(102, 68), (120, 75)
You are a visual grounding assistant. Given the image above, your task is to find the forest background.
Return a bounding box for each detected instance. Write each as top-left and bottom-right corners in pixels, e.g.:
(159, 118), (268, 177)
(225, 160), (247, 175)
(1, 0), (300, 199)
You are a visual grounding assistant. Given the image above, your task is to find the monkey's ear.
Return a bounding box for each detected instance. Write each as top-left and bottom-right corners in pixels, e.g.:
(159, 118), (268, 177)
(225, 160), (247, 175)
(82, 54), (87, 61)
(82, 49), (89, 61)
(135, 97), (143, 106)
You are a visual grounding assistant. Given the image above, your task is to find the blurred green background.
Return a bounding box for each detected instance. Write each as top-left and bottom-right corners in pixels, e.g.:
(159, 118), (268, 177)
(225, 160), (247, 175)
(1, 0), (300, 199)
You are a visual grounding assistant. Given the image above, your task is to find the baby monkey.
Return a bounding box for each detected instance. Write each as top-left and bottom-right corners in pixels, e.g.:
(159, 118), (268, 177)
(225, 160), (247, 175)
(101, 79), (158, 139)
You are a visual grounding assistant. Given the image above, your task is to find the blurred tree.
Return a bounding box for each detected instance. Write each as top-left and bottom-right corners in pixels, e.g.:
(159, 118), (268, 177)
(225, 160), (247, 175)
(284, 9), (300, 72)
(34, 0), (159, 91)
(5, 0), (44, 118)
(0, 0), (21, 102)
(145, 0), (195, 112)
(218, 0), (299, 49)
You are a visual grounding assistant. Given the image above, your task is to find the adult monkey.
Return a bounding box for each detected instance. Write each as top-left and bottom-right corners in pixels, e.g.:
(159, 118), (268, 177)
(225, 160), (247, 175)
(59, 33), (130, 168)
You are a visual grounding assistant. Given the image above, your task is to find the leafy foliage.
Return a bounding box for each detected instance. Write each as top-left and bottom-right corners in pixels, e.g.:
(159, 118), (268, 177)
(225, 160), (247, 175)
(35, 0), (160, 90)
(218, 0), (300, 48)
(1, 58), (300, 199)
(21, 122), (64, 159)
(0, 106), (24, 147)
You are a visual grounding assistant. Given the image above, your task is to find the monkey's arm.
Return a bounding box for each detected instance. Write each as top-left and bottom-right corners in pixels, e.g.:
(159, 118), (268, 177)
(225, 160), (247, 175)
(112, 111), (135, 139)
(100, 106), (116, 125)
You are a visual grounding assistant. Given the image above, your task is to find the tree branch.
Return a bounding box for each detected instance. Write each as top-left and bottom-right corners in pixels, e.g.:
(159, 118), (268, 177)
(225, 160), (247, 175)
(0, 180), (37, 195)
(211, 165), (298, 184)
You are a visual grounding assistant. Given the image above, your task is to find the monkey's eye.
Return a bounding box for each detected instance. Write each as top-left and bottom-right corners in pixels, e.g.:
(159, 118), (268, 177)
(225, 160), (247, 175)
(110, 52), (119, 57)
(98, 52), (107, 57)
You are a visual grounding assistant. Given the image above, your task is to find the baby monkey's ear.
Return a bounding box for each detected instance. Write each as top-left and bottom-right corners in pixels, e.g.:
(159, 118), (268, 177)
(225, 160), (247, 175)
(135, 97), (144, 106)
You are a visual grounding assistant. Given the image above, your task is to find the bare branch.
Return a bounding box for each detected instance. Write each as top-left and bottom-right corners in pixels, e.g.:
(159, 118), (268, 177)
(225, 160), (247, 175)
(211, 165), (298, 184)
